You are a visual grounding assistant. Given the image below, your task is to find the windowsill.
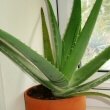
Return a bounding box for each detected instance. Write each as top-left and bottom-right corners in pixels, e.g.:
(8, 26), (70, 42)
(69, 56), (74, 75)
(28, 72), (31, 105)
(94, 80), (110, 90)
(87, 106), (110, 110)
(85, 72), (110, 90)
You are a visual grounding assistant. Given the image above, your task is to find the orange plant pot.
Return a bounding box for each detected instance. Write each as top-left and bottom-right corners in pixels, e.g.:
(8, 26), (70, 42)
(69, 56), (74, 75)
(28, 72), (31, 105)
(24, 86), (86, 110)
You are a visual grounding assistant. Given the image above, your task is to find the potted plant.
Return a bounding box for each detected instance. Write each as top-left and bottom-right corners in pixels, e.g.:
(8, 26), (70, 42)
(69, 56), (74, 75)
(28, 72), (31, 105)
(0, 0), (110, 110)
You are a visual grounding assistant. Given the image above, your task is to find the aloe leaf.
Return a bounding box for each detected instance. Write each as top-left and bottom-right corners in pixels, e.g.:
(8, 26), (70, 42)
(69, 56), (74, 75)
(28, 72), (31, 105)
(62, 0), (103, 77)
(66, 92), (110, 99)
(41, 8), (54, 64)
(73, 71), (110, 92)
(46, 0), (62, 68)
(53, 71), (110, 96)
(69, 46), (110, 86)
(56, 71), (110, 96)
(61, 0), (81, 74)
(0, 43), (61, 91)
(0, 29), (68, 87)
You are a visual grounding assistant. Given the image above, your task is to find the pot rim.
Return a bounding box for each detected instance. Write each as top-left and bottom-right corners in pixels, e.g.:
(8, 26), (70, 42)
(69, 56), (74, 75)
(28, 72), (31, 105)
(24, 85), (86, 102)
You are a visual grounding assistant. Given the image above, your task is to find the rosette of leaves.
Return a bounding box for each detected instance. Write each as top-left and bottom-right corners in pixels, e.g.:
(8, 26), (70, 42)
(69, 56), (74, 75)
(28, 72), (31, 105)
(0, 0), (110, 98)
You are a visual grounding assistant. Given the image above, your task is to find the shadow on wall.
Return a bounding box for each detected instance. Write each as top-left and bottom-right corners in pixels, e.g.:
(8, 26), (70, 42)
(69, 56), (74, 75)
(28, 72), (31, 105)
(0, 65), (6, 110)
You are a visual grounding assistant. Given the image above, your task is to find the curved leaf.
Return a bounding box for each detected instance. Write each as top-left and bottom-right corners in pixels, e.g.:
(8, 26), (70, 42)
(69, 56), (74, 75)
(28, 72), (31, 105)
(54, 90), (110, 98)
(0, 29), (68, 87)
(66, 92), (110, 99)
(69, 46), (110, 86)
(55, 71), (110, 96)
(76, 72), (110, 91)
(73, 71), (110, 92)
(0, 43), (60, 91)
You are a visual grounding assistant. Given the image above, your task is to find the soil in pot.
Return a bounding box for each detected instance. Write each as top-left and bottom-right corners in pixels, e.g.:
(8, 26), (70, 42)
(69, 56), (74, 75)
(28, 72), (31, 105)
(27, 85), (60, 100)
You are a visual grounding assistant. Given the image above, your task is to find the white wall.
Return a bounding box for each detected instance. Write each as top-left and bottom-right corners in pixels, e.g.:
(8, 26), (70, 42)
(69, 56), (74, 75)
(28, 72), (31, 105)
(57, 0), (73, 36)
(0, 0), (57, 110)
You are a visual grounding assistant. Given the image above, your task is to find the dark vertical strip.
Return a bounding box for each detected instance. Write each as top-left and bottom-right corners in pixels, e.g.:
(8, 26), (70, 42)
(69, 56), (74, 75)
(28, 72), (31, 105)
(78, 62), (82, 68)
(56, 0), (60, 26)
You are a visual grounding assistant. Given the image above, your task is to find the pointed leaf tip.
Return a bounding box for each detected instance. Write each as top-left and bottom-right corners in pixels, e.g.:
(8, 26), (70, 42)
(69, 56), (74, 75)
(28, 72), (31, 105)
(41, 7), (54, 64)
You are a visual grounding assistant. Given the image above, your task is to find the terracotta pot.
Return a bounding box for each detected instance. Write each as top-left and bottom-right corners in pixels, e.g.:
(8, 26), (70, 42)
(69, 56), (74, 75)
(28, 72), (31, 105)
(24, 85), (86, 110)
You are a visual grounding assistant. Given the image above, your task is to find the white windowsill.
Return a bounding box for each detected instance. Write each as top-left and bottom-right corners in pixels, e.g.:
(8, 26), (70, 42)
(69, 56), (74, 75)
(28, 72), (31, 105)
(95, 81), (110, 90)
(87, 106), (110, 110)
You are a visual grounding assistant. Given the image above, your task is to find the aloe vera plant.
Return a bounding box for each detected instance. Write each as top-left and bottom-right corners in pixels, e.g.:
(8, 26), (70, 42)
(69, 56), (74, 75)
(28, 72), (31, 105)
(0, 0), (110, 98)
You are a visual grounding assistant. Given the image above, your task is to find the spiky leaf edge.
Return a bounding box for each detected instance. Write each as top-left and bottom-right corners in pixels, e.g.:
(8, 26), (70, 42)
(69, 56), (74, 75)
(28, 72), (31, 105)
(61, 0), (81, 78)
(41, 8), (54, 64)
(0, 42), (62, 92)
(46, 0), (62, 68)
(62, 0), (103, 76)
(69, 46), (110, 86)
(0, 29), (68, 87)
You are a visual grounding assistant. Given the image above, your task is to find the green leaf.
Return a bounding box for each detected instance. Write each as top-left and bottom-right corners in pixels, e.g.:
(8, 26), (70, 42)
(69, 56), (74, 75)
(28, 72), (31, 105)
(46, 0), (62, 68)
(0, 43), (61, 91)
(62, 0), (103, 77)
(66, 92), (110, 99)
(53, 71), (110, 97)
(69, 46), (110, 86)
(53, 87), (110, 98)
(0, 29), (68, 87)
(71, 71), (110, 93)
(41, 8), (54, 64)
(61, 0), (81, 77)
(61, 72), (110, 97)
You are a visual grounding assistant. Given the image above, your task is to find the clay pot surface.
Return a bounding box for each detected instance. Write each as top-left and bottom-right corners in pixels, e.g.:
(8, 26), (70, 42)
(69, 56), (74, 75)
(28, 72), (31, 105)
(24, 85), (86, 110)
